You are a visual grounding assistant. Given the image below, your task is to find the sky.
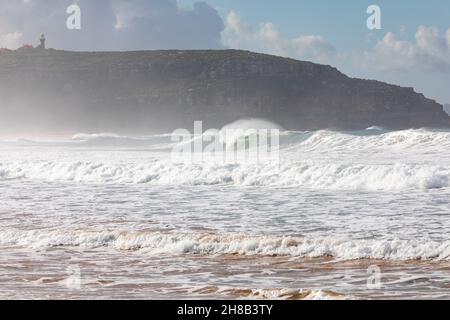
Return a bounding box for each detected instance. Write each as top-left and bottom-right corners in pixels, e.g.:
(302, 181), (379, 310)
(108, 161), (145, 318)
(0, 0), (449, 104)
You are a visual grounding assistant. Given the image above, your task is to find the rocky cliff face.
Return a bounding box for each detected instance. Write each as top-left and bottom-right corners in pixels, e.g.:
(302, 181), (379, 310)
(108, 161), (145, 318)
(0, 49), (448, 135)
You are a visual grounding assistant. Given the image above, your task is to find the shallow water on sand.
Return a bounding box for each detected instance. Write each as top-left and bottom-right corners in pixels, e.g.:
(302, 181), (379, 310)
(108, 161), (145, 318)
(0, 180), (449, 299)
(0, 246), (449, 300)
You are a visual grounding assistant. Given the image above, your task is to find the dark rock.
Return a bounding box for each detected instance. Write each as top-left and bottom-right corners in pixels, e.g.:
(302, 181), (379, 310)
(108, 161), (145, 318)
(0, 49), (448, 135)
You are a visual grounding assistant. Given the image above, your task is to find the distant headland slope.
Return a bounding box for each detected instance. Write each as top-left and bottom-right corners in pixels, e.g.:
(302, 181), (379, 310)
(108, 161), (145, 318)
(0, 49), (448, 135)
(444, 104), (450, 116)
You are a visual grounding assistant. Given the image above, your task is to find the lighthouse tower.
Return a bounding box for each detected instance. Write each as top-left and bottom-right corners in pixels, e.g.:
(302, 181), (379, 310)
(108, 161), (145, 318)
(38, 34), (46, 50)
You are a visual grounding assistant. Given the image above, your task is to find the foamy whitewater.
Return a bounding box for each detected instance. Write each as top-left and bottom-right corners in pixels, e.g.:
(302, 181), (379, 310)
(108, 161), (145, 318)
(0, 126), (449, 299)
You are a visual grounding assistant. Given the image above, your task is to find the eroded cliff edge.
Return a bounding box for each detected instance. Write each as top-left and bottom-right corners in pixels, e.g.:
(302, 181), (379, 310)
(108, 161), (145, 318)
(0, 49), (448, 134)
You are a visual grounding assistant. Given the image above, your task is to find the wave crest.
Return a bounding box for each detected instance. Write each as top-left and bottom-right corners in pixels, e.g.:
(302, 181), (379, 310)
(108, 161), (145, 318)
(1, 229), (449, 261)
(1, 160), (449, 190)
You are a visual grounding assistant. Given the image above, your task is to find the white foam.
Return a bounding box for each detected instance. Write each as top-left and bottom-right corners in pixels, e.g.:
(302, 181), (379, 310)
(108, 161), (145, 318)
(2, 128), (450, 191)
(366, 126), (385, 131)
(0, 159), (449, 190)
(4, 128), (450, 151)
(207, 287), (351, 300)
(297, 129), (450, 152)
(1, 229), (448, 261)
(221, 119), (283, 131)
(71, 133), (127, 141)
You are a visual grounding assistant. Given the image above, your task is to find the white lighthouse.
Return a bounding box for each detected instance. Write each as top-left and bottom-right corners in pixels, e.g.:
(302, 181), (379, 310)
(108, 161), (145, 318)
(38, 34), (46, 50)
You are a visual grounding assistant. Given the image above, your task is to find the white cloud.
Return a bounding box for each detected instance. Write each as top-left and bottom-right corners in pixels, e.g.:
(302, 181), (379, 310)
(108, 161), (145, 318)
(361, 26), (450, 72)
(291, 35), (337, 62)
(222, 11), (336, 63)
(0, 0), (225, 51)
(0, 31), (23, 49)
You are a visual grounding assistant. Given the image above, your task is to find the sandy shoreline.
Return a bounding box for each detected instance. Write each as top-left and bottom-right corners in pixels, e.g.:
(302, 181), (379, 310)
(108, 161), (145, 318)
(0, 246), (448, 300)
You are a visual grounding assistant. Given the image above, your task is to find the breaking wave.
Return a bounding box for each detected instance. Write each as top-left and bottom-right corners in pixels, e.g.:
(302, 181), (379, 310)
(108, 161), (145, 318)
(1, 132), (175, 149)
(290, 128), (450, 152)
(0, 160), (449, 191)
(3, 128), (450, 150)
(2, 128), (450, 190)
(65, 128), (450, 151)
(0, 229), (449, 261)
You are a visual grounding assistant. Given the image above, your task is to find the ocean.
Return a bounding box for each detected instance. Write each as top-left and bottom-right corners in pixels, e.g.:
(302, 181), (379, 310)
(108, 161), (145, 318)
(0, 126), (449, 299)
